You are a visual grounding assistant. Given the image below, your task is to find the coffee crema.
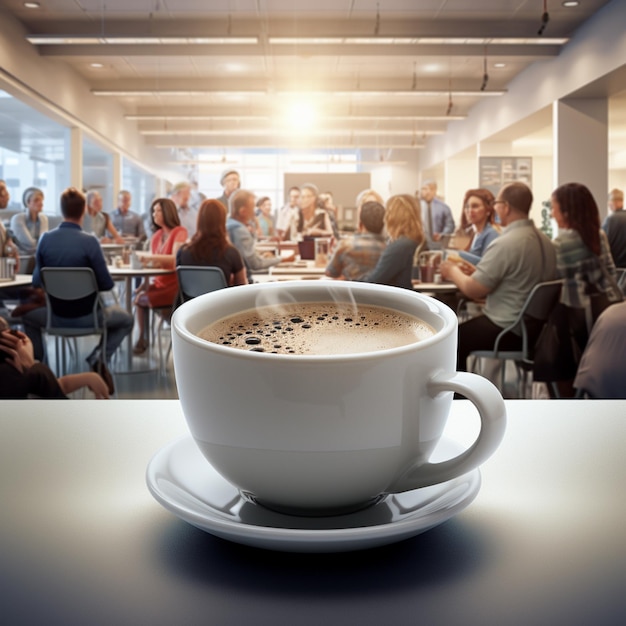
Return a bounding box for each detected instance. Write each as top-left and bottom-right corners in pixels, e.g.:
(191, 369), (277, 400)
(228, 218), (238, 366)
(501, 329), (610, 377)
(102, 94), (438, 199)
(197, 302), (435, 355)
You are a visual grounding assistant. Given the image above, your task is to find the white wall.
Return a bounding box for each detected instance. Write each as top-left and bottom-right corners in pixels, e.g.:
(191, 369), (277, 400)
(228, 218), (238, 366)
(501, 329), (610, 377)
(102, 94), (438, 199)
(420, 0), (626, 170)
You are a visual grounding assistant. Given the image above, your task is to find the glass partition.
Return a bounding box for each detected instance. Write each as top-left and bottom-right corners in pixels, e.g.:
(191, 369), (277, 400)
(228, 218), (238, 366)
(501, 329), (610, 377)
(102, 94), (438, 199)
(83, 136), (114, 211)
(0, 90), (70, 219)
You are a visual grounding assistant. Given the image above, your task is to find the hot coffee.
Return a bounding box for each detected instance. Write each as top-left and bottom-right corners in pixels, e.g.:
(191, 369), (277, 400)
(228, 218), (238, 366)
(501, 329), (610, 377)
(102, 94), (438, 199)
(198, 302), (434, 355)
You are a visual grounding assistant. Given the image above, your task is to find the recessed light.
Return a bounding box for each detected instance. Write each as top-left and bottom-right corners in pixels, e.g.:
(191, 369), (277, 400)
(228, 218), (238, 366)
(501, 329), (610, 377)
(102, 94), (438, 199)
(494, 63), (506, 68)
(562, 1), (579, 7)
(89, 62), (104, 69)
(24, 2), (40, 8)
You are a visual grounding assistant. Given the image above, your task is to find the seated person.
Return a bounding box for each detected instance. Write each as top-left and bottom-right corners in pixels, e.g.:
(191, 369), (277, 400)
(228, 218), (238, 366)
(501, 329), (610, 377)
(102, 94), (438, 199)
(83, 190), (124, 243)
(10, 187), (49, 272)
(133, 198), (188, 355)
(0, 321), (109, 399)
(255, 197), (276, 238)
(176, 199), (247, 286)
(110, 190), (147, 243)
(22, 187), (134, 395)
(326, 201), (387, 281)
(457, 188), (500, 265)
(574, 301), (626, 398)
(226, 190), (294, 283)
(440, 182), (557, 371)
(361, 194), (425, 290)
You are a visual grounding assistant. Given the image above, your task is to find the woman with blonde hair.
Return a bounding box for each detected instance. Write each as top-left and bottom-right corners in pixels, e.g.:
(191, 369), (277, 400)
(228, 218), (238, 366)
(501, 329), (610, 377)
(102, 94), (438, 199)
(361, 194), (424, 289)
(11, 187), (49, 271)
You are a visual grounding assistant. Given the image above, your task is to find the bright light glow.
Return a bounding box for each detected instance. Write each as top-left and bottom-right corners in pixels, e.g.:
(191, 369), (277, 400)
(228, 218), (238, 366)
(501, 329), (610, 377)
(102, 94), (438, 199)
(286, 100), (317, 130)
(24, 2), (40, 8)
(494, 63), (506, 68)
(126, 114), (465, 121)
(89, 62), (104, 68)
(562, 1), (580, 7)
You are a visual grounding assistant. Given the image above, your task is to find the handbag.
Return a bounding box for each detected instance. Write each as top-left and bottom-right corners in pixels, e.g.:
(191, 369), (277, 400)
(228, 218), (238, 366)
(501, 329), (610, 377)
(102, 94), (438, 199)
(533, 302), (582, 382)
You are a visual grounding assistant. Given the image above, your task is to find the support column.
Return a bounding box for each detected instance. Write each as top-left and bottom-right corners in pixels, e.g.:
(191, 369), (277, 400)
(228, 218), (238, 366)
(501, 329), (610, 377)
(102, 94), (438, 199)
(69, 127), (83, 190)
(553, 98), (608, 216)
(112, 153), (123, 201)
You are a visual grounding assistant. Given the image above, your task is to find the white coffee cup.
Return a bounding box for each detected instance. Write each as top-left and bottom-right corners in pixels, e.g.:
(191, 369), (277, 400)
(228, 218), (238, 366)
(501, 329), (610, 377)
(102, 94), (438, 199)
(172, 281), (506, 514)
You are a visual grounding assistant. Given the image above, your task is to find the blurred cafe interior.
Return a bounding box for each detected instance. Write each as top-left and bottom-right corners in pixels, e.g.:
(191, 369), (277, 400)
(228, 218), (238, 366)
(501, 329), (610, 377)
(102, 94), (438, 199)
(2, 3), (626, 625)
(0, 0), (625, 402)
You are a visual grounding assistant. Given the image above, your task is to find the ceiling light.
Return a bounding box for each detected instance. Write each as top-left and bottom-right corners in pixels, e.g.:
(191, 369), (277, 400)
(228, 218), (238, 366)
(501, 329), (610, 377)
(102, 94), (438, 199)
(493, 63), (506, 68)
(89, 63), (104, 69)
(98, 89), (504, 98)
(24, 2), (40, 8)
(562, 1), (579, 6)
(126, 114), (466, 122)
(26, 36), (258, 45)
(269, 36), (567, 46)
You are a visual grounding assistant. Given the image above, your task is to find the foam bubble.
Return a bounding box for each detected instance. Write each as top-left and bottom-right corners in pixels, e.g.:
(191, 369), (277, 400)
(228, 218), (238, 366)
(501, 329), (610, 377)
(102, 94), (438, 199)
(198, 302), (434, 355)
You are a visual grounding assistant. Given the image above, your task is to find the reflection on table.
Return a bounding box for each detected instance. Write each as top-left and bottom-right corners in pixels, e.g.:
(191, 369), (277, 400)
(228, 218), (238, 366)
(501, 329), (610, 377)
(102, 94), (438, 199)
(1, 399), (624, 625)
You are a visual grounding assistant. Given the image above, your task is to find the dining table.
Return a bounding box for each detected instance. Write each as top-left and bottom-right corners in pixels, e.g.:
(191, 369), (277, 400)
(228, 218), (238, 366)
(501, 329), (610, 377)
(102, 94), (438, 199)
(0, 273), (32, 290)
(1, 399), (624, 625)
(107, 265), (175, 369)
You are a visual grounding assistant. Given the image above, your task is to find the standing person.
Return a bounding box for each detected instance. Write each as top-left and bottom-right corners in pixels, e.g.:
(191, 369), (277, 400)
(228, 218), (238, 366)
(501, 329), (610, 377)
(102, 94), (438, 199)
(361, 194), (424, 290)
(176, 199), (247, 287)
(440, 182), (557, 371)
(170, 181), (198, 238)
(458, 188), (500, 264)
(10, 187), (49, 263)
(110, 190), (146, 242)
(419, 180), (455, 249)
(226, 190), (294, 283)
(326, 201), (387, 281)
(602, 188), (626, 267)
(83, 190), (124, 243)
(132, 199), (187, 355)
(255, 197), (275, 238)
(216, 170), (241, 210)
(22, 187), (133, 394)
(276, 186), (300, 240)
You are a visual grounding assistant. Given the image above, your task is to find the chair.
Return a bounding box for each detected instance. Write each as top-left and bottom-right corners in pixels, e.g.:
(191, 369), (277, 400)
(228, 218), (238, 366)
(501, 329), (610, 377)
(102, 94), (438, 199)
(615, 267), (626, 295)
(176, 265), (228, 303)
(40, 267), (107, 380)
(153, 265), (228, 374)
(469, 279), (564, 398)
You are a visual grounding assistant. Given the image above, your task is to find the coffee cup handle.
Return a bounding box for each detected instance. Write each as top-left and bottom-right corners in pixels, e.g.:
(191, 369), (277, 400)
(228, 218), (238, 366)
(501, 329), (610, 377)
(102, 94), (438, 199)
(389, 371), (506, 492)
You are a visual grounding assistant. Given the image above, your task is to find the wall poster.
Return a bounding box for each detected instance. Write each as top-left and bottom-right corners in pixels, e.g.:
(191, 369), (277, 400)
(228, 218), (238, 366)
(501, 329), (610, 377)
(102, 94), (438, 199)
(479, 157), (532, 198)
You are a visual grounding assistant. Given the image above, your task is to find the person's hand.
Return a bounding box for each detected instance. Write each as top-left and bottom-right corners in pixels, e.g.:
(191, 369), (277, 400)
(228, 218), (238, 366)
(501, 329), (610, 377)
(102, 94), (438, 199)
(0, 329), (36, 373)
(84, 372), (110, 399)
(432, 233), (442, 242)
(280, 253), (296, 263)
(113, 235), (125, 244)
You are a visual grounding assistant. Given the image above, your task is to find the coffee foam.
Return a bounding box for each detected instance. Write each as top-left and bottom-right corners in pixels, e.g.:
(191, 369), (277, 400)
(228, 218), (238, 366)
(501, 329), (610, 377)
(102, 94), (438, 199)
(197, 302), (434, 355)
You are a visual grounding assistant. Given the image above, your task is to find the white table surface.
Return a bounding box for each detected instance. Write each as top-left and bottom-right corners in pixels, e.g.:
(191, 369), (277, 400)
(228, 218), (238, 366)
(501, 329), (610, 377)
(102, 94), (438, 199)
(1, 399), (624, 625)
(0, 273), (32, 289)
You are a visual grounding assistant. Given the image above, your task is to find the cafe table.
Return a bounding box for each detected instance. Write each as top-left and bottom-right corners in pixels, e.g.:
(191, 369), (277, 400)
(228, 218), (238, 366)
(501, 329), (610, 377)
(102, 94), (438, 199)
(107, 265), (175, 369)
(1, 399), (624, 625)
(0, 273), (32, 290)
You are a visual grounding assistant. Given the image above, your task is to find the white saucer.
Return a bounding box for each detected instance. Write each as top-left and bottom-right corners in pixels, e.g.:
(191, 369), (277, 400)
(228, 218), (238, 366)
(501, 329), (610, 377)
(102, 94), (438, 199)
(146, 436), (481, 553)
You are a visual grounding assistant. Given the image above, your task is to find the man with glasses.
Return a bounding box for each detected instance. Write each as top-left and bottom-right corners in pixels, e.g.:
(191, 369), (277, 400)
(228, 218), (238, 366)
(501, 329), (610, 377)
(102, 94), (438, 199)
(440, 182), (556, 371)
(217, 170), (241, 211)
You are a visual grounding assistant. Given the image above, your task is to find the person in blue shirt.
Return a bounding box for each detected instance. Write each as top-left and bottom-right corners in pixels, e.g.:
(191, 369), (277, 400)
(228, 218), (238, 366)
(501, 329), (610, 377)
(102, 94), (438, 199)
(419, 180), (455, 250)
(457, 188), (500, 265)
(21, 188), (133, 394)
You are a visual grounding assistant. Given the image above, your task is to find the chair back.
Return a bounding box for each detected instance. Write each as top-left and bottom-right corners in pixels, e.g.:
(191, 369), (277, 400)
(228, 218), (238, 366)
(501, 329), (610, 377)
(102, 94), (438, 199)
(176, 266), (228, 303)
(522, 279), (564, 323)
(616, 267), (626, 295)
(41, 267), (103, 332)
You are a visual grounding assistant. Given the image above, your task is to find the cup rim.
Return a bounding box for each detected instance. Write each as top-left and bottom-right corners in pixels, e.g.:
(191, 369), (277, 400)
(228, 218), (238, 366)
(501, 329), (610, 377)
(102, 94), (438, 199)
(172, 280), (457, 363)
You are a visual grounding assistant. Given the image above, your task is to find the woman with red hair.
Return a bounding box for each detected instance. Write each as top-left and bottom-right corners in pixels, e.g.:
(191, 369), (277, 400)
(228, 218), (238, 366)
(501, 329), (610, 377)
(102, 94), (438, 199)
(176, 199), (247, 286)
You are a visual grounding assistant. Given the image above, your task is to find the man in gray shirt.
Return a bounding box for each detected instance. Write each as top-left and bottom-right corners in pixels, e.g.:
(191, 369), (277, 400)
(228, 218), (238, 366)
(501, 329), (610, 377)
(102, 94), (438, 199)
(226, 190), (294, 283)
(602, 188), (626, 267)
(440, 182), (556, 371)
(110, 190), (146, 243)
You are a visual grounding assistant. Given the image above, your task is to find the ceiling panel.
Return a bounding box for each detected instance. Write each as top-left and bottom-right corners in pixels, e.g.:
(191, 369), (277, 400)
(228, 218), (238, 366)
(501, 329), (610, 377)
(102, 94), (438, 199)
(2, 0), (617, 154)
